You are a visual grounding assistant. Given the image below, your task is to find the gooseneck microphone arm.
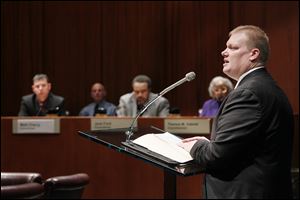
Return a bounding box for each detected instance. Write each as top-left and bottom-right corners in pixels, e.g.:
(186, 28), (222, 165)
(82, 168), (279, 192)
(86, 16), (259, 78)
(125, 90), (165, 141)
(125, 72), (196, 142)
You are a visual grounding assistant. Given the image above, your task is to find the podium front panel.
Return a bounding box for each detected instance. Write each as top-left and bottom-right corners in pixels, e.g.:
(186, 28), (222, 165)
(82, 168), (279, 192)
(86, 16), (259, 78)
(78, 127), (205, 176)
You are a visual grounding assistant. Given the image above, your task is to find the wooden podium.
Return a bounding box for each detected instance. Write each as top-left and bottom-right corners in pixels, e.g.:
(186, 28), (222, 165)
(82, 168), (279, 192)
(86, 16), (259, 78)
(78, 127), (205, 199)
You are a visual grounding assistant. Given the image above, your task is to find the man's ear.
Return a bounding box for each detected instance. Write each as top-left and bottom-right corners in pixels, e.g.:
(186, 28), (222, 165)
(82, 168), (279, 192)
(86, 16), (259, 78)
(249, 48), (260, 62)
(48, 83), (52, 90)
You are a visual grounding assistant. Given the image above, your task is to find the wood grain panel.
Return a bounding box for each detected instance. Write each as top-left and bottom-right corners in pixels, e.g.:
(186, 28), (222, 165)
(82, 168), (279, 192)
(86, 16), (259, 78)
(1, 1), (298, 116)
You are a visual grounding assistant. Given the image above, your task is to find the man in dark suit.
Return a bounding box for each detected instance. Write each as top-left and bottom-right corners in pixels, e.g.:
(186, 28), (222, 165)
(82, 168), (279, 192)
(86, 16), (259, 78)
(179, 25), (294, 198)
(18, 74), (65, 116)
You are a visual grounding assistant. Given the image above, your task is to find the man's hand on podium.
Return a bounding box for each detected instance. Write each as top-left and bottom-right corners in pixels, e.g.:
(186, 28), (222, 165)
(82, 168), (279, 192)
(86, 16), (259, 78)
(178, 136), (210, 153)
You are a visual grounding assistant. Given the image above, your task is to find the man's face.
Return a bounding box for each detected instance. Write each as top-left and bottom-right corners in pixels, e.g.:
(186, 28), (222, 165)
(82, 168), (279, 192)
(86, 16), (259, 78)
(91, 83), (105, 103)
(132, 82), (150, 105)
(221, 32), (253, 80)
(32, 79), (51, 103)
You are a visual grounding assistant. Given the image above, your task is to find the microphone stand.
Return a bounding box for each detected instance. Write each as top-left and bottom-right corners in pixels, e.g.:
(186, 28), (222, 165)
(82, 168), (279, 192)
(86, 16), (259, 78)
(125, 93), (163, 142)
(125, 74), (194, 142)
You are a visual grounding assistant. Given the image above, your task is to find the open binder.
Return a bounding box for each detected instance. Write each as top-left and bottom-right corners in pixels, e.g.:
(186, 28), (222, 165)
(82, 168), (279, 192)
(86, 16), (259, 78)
(122, 141), (179, 165)
(122, 132), (194, 165)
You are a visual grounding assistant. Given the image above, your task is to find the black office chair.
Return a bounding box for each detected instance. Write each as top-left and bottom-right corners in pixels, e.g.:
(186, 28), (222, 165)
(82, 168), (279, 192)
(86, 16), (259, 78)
(1, 172), (45, 199)
(43, 173), (89, 199)
(169, 106), (181, 117)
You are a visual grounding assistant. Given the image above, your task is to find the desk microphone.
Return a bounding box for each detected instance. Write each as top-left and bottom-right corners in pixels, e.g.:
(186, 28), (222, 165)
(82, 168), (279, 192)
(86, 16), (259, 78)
(125, 71), (196, 141)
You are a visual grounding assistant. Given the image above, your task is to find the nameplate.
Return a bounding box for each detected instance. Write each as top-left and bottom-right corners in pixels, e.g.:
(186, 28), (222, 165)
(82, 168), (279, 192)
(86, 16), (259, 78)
(12, 119), (60, 134)
(91, 118), (136, 130)
(164, 118), (210, 134)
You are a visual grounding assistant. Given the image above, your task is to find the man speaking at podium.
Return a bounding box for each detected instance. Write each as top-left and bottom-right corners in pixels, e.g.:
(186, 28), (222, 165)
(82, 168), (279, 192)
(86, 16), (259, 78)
(179, 25), (294, 198)
(116, 74), (170, 117)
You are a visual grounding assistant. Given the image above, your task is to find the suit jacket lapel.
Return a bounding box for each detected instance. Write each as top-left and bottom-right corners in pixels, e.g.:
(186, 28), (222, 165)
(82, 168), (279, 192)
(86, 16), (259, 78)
(129, 96), (137, 116)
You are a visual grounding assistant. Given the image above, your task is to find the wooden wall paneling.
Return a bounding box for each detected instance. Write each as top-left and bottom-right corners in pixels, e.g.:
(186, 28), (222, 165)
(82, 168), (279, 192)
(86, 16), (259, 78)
(1, 1), (298, 116)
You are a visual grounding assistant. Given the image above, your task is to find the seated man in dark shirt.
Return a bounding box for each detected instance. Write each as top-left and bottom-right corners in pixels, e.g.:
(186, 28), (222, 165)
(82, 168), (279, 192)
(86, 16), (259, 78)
(18, 74), (65, 116)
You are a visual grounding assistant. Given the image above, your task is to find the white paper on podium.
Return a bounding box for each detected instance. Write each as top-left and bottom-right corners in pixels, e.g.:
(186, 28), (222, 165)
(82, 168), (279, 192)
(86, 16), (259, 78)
(132, 132), (193, 163)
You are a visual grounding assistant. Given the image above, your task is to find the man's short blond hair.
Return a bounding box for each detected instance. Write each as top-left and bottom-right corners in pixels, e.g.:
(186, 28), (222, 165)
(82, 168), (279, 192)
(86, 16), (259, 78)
(230, 25), (270, 64)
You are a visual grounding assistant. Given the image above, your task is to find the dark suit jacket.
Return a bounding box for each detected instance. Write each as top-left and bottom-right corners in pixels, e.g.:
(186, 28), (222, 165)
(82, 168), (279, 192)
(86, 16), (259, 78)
(18, 93), (65, 116)
(191, 68), (294, 198)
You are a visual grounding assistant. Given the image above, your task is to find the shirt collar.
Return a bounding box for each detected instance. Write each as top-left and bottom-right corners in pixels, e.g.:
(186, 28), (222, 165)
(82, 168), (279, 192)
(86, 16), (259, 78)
(234, 66), (265, 89)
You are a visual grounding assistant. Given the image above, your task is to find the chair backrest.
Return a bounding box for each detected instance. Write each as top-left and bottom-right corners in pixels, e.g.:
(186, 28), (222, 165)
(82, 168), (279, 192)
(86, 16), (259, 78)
(44, 173), (89, 199)
(1, 172), (44, 199)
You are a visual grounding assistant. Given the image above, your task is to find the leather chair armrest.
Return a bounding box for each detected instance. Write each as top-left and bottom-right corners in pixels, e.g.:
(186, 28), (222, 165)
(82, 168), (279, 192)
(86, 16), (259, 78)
(1, 182), (44, 199)
(44, 173), (89, 189)
(1, 172), (43, 186)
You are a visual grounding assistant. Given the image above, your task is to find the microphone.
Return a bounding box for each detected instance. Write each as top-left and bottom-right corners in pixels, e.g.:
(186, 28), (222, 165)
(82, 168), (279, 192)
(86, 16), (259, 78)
(94, 104), (107, 116)
(125, 71), (196, 142)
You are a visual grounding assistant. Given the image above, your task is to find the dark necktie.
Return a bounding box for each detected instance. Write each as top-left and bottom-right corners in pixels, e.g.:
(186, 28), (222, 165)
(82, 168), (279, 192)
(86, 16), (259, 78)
(36, 103), (46, 116)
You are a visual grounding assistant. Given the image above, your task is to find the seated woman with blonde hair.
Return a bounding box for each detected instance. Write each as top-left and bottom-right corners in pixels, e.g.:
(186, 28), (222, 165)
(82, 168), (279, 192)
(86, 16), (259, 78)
(199, 76), (233, 117)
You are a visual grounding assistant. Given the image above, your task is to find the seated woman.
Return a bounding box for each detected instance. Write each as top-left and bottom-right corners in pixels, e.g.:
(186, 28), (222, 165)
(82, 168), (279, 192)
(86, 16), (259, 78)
(199, 76), (233, 117)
